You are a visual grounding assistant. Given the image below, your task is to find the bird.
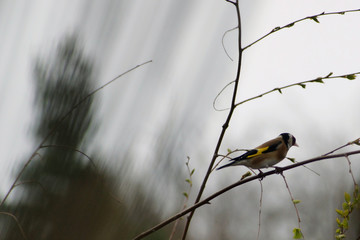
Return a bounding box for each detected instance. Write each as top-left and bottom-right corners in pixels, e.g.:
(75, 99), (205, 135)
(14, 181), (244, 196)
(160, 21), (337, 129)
(217, 133), (298, 171)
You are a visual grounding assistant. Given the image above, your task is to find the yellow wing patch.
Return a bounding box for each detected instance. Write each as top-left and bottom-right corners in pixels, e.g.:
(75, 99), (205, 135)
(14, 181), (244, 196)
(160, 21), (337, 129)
(246, 146), (269, 158)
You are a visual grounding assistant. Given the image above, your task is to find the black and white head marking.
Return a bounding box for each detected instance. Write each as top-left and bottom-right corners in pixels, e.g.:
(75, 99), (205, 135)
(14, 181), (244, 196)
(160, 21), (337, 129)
(280, 133), (297, 149)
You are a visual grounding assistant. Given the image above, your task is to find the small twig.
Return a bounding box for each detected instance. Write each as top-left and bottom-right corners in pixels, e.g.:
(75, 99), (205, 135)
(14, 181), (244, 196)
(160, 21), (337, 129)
(235, 71), (360, 108)
(0, 212), (28, 240)
(0, 61), (151, 208)
(40, 144), (96, 167)
(257, 174), (263, 240)
(213, 80), (235, 111)
(243, 9), (360, 51)
(180, 0), (242, 237)
(287, 158), (320, 176)
(212, 149), (249, 171)
(14, 180), (49, 196)
(323, 137), (360, 156)
(169, 157), (194, 240)
(280, 172), (301, 225)
(344, 155), (357, 187)
(40, 144), (122, 204)
(0, 152), (38, 207)
(222, 26), (237, 61)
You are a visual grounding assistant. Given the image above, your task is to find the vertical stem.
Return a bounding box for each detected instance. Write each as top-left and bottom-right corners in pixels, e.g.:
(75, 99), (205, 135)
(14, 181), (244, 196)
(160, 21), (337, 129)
(181, 1), (243, 239)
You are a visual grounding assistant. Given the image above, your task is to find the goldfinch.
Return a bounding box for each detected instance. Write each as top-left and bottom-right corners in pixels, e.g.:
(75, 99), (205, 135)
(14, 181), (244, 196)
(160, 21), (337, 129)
(217, 133), (298, 170)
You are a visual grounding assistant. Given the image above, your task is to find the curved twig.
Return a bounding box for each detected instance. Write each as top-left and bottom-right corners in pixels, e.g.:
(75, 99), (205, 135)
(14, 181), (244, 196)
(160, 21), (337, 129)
(0, 212), (28, 240)
(222, 26), (238, 61)
(39, 144), (122, 204)
(0, 61), (151, 208)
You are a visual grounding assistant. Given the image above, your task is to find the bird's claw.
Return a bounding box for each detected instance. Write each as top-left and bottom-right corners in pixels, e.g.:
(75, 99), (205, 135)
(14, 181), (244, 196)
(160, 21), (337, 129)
(257, 170), (264, 181)
(274, 166), (283, 174)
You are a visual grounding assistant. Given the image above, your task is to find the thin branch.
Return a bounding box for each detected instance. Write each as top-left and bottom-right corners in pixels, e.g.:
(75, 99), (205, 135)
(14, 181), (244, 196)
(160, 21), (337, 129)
(213, 80), (235, 111)
(323, 137), (360, 156)
(37, 60), (153, 148)
(222, 26), (237, 61)
(133, 150), (360, 240)
(0, 152), (38, 207)
(344, 155), (357, 187)
(212, 149), (249, 171)
(0, 61), (151, 208)
(287, 158), (320, 176)
(169, 157), (194, 240)
(14, 180), (49, 196)
(39, 144), (122, 204)
(279, 172), (301, 226)
(0, 212), (28, 240)
(257, 177), (263, 240)
(40, 144), (97, 168)
(180, 1), (242, 239)
(243, 9), (360, 51)
(235, 71), (360, 107)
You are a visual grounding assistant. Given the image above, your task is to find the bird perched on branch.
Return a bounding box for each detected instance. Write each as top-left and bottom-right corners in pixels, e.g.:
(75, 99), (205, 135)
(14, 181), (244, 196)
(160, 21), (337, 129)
(217, 133), (298, 171)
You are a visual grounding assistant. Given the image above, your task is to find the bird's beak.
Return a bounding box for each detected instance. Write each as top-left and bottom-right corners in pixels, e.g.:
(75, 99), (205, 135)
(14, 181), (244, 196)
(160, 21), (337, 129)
(294, 143), (299, 147)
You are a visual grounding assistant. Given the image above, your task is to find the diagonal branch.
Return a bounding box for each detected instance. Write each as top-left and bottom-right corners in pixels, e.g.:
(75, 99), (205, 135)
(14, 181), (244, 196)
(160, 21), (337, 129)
(0, 60), (151, 209)
(0, 212), (28, 240)
(133, 150), (360, 240)
(180, 1), (242, 239)
(243, 9), (360, 51)
(235, 71), (360, 107)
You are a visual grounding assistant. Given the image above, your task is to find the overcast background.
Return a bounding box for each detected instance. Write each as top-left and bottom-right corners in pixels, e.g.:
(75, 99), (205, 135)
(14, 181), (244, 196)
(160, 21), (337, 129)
(0, 0), (360, 239)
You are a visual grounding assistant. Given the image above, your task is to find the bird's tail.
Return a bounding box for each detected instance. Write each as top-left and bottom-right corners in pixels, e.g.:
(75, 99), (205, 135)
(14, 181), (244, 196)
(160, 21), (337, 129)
(216, 160), (235, 170)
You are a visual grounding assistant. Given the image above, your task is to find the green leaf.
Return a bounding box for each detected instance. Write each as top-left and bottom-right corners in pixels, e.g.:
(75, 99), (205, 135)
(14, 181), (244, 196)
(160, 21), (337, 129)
(185, 179), (192, 185)
(292, 228), (303, 239)
(326, 72), (333, 78)
(183, 192), (188, 198)
(314, 77), (324, 83)
(273, 26), (281, 32)
(287, 157), (295, 163)
(345, 192), (351, 203)
(310, 16), (320, 23)
(190, 169), (195, 176)
(346, 74), (356, 80)
(293, 199), (301, 204)
(342, 202), (349, 210)
(336, 209), (344, 216)
(343, 218), (348, 229)
(336, 234), (346, 239)
(241, 171), (252, 180)
(336, 218), (341, 225)
(227, 148), (232, 153)
(285, 23), (295, 28)
(299, 83), (306, 89)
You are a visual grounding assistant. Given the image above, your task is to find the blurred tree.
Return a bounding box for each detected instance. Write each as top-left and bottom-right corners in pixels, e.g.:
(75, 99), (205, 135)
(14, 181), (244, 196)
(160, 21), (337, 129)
(0, 36), (169, 240)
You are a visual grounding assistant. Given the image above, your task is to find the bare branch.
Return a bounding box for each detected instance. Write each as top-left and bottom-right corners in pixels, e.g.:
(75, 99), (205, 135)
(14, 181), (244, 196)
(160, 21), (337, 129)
(235, 71), (360, 107)
(133, 150), (360, 240)
(279, 172), (301, 226)
(0, 61), (151, 208)
(323, 137), (360, 156)
(0, 212), (28, 240)
(257, 177), (263, 240)
(243, 9), (360, 51)
(180, 1), (242, 238)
